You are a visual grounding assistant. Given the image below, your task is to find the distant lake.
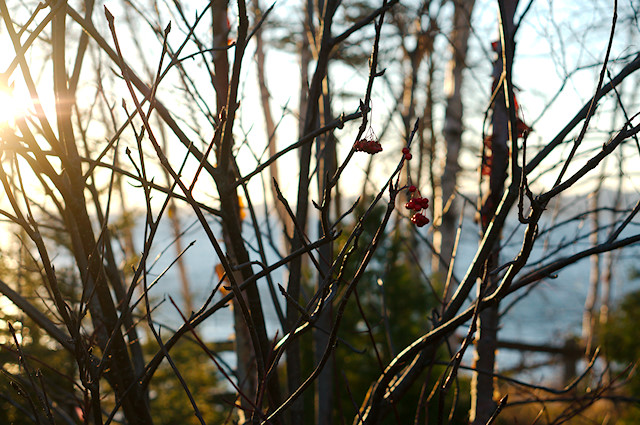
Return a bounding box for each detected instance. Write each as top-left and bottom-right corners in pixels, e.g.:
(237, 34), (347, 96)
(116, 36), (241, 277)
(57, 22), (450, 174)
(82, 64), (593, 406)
(133, 192), (640, 381)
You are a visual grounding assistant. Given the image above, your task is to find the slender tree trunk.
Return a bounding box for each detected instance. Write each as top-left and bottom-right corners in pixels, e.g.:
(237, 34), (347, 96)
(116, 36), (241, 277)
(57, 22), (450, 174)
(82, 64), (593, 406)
(315, 75), (336, 425)
(470, 272), (500, 424)
(212, 0), (230, 120)
(286, 1), (337, 423)
(423, 57), (437, 217)
(600, 152), (623, 385)
(253, 0), (295, 240)
(284, 5), (313, 421)
(211, 3), (277, 422)
(471, 2), (517, 423)
(600, 154), (623, 328)
(583, 176), (603, 354)
(52, 9), (153, 424)
(433, 0), (476, 276)
(299, 2), (312, 141)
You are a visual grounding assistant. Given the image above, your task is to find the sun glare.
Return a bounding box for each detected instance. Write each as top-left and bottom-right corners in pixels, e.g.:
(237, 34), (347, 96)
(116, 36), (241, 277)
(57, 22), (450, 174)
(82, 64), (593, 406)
(0, 83), (28, 127)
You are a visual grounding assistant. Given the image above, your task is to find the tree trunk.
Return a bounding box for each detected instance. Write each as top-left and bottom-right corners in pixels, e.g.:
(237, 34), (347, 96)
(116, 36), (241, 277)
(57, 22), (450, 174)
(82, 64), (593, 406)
(52, 9), (153, 424)
(315, 75), (336, 425)
(211, 3), (284, 421)
(433, 0), (476, 276)
(212, 0), (230, 120)
(470, 1), (517, 423)
(583, 177), (602, 354)
(254, 0), (295, 240)
(286, 1), (337, 423)
(469, 262), (499, 425)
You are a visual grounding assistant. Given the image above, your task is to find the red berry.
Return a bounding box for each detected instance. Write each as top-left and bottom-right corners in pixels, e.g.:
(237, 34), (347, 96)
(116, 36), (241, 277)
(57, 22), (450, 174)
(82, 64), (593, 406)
(368, 140), (383, 153)
(354, 139), (382, 154)
(411, 213), (430, 227)
(408, 185), (417, 192)
(404, 152), (412, 160)
(402, 147), (410, 154)
(405, 201), (415, 210)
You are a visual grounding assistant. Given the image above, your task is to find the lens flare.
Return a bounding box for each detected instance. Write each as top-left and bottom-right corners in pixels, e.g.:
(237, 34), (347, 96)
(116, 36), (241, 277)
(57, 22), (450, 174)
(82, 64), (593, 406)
(0, 82), (28, 127)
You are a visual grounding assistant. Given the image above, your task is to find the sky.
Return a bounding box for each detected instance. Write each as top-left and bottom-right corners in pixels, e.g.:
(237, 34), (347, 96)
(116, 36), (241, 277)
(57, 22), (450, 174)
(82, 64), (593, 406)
(0, 0), (639, 215)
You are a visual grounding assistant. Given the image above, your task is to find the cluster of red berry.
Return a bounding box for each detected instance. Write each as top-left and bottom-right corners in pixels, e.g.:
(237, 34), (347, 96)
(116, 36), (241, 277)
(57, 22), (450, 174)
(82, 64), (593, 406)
(402, 147), (412, 160)
(411, 213), (430, 227)
(354, 138), (383, 154)
(405, 185), (430, 227)
(354, 127), (382, 154)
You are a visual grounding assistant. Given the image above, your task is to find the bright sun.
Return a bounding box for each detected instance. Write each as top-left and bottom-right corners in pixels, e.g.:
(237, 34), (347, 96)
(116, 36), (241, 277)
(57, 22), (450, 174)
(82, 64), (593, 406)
(0, 83), (28, 127)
